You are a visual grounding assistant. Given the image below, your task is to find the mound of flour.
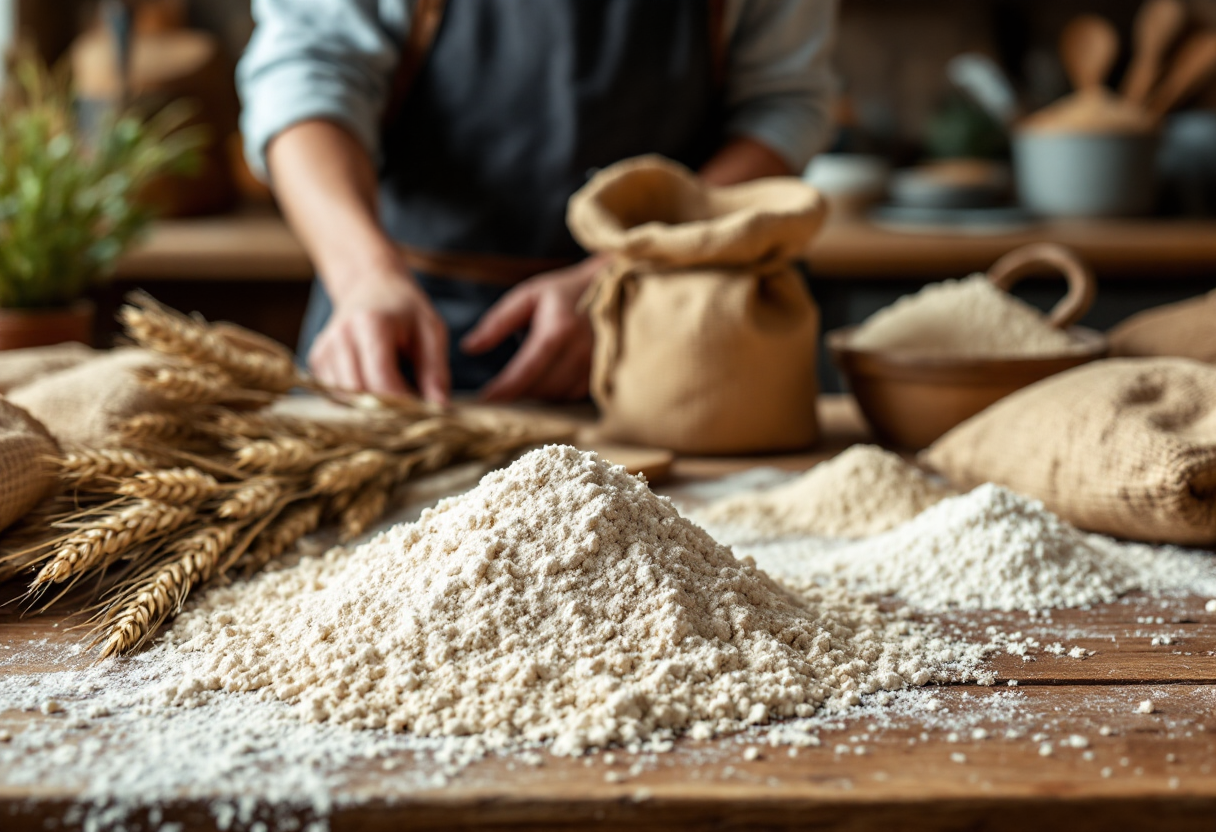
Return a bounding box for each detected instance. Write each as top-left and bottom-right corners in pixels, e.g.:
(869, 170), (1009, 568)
(161, 446), (983, 755)
(697, 445), (955, 538)
(849, 276), (1083, 357)
(747, 484), (1139, 612)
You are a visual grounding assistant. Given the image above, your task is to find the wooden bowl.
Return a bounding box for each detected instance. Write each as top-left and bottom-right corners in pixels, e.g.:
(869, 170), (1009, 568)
(828, 244), (1109, 449)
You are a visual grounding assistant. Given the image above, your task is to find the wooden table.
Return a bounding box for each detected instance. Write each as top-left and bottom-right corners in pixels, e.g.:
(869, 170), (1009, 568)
(2, 399), (1215, 831)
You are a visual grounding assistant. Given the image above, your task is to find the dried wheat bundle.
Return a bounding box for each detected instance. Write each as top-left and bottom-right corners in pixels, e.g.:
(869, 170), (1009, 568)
(0, 292), (572, 657)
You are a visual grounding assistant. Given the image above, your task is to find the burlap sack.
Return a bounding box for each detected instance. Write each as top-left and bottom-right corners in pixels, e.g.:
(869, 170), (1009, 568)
(8, 348), (175, 449)
(1109, 290), (1216, 363)
(0, 397), (59, 533)
(567, 155), (827, 455)
(0, 342), (97, 394)
(922, 358), (1216, 545)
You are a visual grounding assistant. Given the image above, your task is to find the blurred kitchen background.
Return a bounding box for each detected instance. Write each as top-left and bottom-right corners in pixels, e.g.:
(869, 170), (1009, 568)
(5, 0), (1216, 390)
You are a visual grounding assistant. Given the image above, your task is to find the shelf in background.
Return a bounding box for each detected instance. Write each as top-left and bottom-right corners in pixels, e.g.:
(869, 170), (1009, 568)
(115, 207), (1216, 283)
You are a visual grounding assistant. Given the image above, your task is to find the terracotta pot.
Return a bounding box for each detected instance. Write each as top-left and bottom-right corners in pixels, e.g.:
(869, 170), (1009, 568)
(0, 302), (95, 351)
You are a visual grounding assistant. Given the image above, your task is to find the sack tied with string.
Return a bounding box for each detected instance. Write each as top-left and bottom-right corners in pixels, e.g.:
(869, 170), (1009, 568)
(922, 357), (1216, 546)
(567, 155), (828, 455)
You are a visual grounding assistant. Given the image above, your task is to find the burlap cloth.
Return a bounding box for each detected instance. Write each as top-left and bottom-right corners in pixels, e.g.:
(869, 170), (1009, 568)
(8, 348), (176, 449)
(568, 155), (827, 455)
(923, 357), (1216, 545)
(0, 397), (59, 533)
(0, 342), (97, 394)
(1109, 290), (1216, 363)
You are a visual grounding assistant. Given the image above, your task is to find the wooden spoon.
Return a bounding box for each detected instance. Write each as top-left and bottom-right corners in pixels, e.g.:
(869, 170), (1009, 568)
(1122, 0), (1187, 105)
(1146, 31), (1216, 119)
(1060, 14), (1120, 93)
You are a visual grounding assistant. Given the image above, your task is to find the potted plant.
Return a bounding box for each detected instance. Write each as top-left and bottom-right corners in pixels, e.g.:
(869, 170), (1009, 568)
(0, 56), (201, 349)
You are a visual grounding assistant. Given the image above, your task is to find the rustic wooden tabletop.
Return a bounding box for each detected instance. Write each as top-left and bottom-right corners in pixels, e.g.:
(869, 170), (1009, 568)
(2, 399), (1214, 831)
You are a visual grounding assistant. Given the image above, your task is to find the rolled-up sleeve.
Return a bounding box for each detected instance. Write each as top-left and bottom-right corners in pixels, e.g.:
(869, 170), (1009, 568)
(725, 0), (838, 172)
(238, 0), (403, 180)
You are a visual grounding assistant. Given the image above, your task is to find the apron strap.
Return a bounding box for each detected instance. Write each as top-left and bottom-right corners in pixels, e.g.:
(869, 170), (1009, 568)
(381, 0), (449, 129)
(398, 243), (577, 286)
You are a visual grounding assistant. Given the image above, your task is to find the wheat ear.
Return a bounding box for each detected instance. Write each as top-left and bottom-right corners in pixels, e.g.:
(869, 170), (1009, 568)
(98, 522), (244, 658)
(34, 501), (195, 586)
(239, 501), (323, 576)
(58, 450), (164, 485)
(119, 412), (199, 444)
(120, 293), (303, 393)
(313, 449), (390, 494)
(231, 436), (324, 473)
(339, 484), (389, 541)
(115, 468), (219, 504)
(216, 477), (283, 520)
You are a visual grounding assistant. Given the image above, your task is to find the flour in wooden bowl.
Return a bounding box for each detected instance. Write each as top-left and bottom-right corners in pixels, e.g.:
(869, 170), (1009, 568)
(161, 446), (988, 755)
(849, 276), (1083, 357)
(697, 445), (955, 539)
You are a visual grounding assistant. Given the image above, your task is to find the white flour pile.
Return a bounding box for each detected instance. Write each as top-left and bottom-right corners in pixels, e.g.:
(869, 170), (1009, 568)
(849, 275), (1083, 357)
(744, 484), (1142, 612)
(697, 445), (955, 538)
(160, 446), (987, 755)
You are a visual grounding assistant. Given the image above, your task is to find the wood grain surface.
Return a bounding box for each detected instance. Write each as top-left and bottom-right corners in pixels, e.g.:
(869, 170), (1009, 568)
(2, 398), (1215, 830)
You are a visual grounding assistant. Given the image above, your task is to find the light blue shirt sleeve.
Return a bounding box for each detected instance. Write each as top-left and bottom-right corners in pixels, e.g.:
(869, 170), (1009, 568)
(238, 0), (405, 180)
(238, 0), (836, 181)
(723, 0), (838, 172)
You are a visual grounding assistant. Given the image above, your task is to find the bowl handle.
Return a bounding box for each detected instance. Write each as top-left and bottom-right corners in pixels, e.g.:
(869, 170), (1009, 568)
(986, 243), (1096, 329)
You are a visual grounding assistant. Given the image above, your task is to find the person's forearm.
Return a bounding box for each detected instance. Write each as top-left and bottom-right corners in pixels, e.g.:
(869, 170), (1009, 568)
(266, 119), (407, 297)
(699, 135), (793, 186)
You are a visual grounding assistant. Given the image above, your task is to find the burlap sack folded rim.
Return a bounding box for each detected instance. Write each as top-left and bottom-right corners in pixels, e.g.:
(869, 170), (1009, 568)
(0, 396), (61, 535)
(568, 154), (828, 269)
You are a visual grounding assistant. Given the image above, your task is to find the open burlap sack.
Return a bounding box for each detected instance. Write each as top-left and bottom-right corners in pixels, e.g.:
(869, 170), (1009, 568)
(0, 342), (97, 394)
(568, 155), (827, 455)
(1109, 290), (1216, 363)
(8, 348), (175, 449)
(922, 358), (1216, 545)
(0, 397), (59, 533)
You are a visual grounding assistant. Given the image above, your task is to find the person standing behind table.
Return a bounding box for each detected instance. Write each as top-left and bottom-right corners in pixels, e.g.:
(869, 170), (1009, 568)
(239, 0), (837, 404)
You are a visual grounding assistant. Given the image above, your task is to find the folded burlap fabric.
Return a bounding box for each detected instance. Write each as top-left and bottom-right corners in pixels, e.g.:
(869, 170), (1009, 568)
(0, 396), (59, 534)
(568, 155), (827, 455)
(1109, 290), (1216, 364)
(923, 357), (1216, 545)
(0, 342), (97, 394)
(8, 348), (176, 449)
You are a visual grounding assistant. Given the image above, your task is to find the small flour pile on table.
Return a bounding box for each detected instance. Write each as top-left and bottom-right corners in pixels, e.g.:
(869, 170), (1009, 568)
(745, 484), (1142, 612)
(162, 446), (984, 756)
(697, 445), (955, 538)
(849, 275), (1083, 357)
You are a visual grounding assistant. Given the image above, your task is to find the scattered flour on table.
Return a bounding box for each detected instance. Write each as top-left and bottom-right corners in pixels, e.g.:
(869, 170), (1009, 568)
(160, 446), (991, 756)
(739, 483), (1216, 612)
(848, 275), (1084, 357)
(696, 445), (955, 539)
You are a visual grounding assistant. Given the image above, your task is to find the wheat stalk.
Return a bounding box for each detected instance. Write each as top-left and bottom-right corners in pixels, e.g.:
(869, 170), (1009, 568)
(239, 500), (323, 577)
(216, 477), (283, 520)
(121, 293), (304, 393)
(35, 501), (195, 586)
(98, 522), (245, 657)
(115, 468), (219, 504)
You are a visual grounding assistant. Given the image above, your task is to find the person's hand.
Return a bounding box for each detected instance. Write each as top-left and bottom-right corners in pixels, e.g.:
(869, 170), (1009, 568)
(309, 269), (451, 403)
(461, 256), (607, 402)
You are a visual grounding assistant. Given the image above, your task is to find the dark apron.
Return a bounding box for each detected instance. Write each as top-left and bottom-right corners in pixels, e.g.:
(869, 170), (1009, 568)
(299, 0), (722, 391)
